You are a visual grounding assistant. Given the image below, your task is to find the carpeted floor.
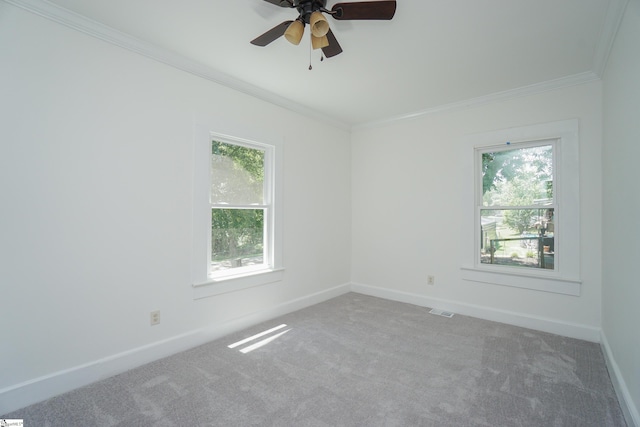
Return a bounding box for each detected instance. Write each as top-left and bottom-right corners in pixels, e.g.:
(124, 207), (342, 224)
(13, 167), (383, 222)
(3, 293), (626, 426)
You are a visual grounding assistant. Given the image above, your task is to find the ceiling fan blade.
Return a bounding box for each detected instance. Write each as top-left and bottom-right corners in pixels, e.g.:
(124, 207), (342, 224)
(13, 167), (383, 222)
(250, 21), (294, 46)
(262, 0), (294, 7)
(322, 29), (343, 58)
(331, 1), (396, 20)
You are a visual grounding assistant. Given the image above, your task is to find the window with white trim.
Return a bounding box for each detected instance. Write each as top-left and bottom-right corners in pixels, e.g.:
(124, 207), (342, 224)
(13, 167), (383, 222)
(461, 120), (581, 296)
(192, 126), (283, 299)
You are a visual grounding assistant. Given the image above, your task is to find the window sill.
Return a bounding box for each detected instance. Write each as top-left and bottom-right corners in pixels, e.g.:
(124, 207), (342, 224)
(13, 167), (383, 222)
(193, 268), (284, 300)
(461, 266), (581, 296)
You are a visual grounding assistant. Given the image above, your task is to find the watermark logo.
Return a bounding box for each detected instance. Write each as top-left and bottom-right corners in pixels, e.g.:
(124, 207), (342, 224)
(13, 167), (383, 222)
(0, 420), (24, 427)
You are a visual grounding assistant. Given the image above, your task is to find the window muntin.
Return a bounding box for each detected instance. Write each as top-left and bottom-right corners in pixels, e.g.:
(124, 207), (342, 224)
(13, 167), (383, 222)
(209, 139), (273, 277)
(477, 140), (556, 271)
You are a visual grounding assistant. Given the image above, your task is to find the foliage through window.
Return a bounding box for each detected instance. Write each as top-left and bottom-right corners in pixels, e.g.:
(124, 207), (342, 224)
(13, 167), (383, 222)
(478, 141), (556, 270)
(210, 139), (271, 274)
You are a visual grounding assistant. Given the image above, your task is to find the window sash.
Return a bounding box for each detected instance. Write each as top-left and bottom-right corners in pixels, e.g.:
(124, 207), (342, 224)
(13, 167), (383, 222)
(475, 139), (556, 208)
(210, 206), (269, 273)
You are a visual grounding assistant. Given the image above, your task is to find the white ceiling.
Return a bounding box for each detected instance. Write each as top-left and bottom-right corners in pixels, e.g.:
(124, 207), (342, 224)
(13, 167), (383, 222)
(25, 0), (622, 127)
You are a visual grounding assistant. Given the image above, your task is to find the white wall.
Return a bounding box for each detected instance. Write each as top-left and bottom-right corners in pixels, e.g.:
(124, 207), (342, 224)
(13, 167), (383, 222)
(351, 82), (603, 339)
(3, 0), (637, 420)
(0, 2), (351, 410)
(602, 0), (640, 423)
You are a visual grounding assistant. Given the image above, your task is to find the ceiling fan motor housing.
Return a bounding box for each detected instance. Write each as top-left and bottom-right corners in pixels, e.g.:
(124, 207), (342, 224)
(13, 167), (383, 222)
(294, 0), (328, 23)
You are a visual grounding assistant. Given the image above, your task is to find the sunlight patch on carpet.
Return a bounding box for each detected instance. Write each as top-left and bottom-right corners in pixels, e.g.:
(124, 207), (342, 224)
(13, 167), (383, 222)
(227, 323), (291, 353)
(239, 328), (291, 354)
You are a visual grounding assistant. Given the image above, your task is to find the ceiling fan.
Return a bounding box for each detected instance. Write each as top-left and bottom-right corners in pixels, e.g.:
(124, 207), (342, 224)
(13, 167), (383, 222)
(250, 0), (397, 59)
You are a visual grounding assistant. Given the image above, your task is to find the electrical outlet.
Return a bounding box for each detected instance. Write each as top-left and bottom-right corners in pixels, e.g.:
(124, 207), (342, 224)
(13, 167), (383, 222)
(427, 275), (435, 285)
(150, 310), (161, 326)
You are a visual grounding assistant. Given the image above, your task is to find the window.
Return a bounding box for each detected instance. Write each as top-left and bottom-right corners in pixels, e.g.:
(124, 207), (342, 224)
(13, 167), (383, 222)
(192, 124), (283, 299)
(461, 120), (581, 296)
(210, 139), (271, 276)
(478, 141), (556, 271)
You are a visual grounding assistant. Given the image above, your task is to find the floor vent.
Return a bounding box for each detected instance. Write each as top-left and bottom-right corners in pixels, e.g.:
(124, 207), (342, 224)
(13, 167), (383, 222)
(429, 308), (454, 318)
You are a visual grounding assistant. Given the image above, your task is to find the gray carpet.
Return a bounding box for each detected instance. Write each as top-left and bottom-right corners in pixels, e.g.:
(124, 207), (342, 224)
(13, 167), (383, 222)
(3, 293), (626, 426)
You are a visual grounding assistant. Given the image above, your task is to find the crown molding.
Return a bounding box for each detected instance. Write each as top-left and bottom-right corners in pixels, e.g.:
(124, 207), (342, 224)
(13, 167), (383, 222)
(592, 0), (630, 77)
(350, 0), (630, 131)
(3, 0), (351, 131)
(352, 71), (601, 131)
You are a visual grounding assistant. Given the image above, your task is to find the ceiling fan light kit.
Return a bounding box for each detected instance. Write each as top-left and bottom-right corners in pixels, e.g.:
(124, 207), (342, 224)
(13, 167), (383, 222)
(284, 19), (305, 45)
(251, 0), (396, 59)
(311, 34), (330, 49)
(310, 11), (330, 37)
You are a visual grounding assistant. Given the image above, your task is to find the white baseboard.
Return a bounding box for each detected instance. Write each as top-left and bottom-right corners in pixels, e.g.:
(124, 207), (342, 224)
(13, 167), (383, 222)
(600, 331), (640, 427)
(350, 282), (601, 342)
(0, 283), (351, 415)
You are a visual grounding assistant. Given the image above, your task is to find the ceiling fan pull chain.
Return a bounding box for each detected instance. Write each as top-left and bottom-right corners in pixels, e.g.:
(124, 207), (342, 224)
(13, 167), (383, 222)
(309, 33), (313, 70)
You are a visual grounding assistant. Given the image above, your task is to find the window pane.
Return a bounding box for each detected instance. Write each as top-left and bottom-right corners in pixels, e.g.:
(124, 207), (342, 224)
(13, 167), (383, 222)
(211, 208), (264, 271)
(211, 140), (264, 205)
(480, 208), (555, 270)
(482, 145), (553, 207)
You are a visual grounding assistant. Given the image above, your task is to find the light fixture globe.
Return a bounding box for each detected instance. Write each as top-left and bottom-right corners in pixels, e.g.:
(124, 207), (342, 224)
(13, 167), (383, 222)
(309, 11), (329, 37)
(284, 20), (304, 45)
(311, 34), (329, 50)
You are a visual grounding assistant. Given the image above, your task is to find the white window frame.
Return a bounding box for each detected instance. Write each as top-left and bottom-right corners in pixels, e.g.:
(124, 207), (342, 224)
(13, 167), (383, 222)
(191, 121), (283, 299)
(461, 120), (581, 296)
(209, 137), (273, 277)
(476, 139), (557, 270)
